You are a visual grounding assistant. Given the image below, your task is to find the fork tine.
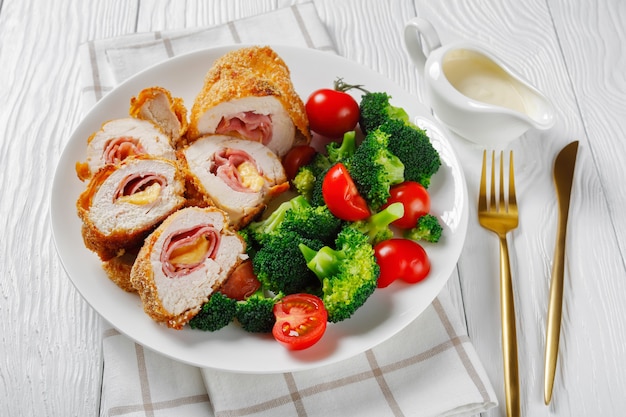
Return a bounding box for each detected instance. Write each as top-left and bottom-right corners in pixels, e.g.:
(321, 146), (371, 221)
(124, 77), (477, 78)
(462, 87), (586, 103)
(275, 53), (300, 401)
(508, 151), (517, 213)
(479, 150), (488, 212)
(489, 151), (496, 211)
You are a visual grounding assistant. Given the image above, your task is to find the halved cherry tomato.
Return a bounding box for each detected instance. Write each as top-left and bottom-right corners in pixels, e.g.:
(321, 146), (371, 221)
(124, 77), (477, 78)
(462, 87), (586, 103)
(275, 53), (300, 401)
(322, 163), (370, 221)
(374, 238), (431, 288)
(272, 293), (328, 350)
(382, 181), (431, 229)
(282, 145), (317, 180)
(305, 89), (360, 138)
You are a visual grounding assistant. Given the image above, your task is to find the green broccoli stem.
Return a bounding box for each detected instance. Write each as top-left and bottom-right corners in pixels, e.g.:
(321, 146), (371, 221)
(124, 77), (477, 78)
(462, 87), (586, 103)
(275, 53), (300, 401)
(327, 130), (357, 163)
(351, 202), (404, 243)
(299, 244), (344, 279)
(337, 131), (356, 154)
(371, 202), (404, 225)
(249, 202), (289, 233)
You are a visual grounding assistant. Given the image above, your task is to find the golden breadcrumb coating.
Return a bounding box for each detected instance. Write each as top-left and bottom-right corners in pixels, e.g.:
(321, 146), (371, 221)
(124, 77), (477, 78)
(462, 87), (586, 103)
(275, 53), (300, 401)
(101, 252), (138, 293)
(130, 207), (245, 329)
(76, 156), (186, 261)
(187, 46), (310, 144)
(130, 86), (189, 147)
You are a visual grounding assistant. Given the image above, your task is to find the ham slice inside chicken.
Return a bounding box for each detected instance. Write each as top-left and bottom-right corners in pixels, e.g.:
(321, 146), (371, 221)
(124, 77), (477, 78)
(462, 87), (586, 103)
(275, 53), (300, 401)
(211, 147), (264, 193)
(103, 137), (146, 164)
(160, 224), (220, 278)
(216, 112), (273, 145)
(113, 172), (167, 204)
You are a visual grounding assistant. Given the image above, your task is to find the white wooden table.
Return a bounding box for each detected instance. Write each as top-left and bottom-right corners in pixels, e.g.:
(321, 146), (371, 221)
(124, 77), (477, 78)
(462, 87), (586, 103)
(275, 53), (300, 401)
(1, 1), (625, 416)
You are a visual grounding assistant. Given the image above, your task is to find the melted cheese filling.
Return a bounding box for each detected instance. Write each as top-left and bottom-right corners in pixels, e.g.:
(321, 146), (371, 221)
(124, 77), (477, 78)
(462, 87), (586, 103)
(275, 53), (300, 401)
(168, 235), (210, 267)
(237, 161), (264, 192)
(116, 183), (161, 205)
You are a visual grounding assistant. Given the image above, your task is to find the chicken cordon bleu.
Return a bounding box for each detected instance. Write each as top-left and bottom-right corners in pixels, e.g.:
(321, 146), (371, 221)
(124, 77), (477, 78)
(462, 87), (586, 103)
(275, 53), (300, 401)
(75, 117), (177, 182)
(76, 155), (186, 262)
(130, 206), (246, 329)
(129, 86), (188, 147)
(187, 46), (311, 157)
(179, 135), (289, 228)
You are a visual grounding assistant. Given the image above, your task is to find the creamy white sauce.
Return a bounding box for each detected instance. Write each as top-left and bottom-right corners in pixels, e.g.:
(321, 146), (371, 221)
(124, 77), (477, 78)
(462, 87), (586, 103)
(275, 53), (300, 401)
(443, 49), (528, 114)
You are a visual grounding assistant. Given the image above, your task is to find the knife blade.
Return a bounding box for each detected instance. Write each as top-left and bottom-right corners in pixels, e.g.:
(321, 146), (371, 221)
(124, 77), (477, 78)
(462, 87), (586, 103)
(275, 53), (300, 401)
(544, 140), (579, 405)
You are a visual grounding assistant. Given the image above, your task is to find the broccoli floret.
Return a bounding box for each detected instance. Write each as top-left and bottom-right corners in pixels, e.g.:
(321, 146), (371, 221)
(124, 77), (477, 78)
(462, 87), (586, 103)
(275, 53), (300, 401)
(281, 200), (343, 244)
(237, 226), (254, 248)
(235, 290), (284, 333)
(237, 227), (257, 258)
(379, 119), (441, 188)
(244, 195), (342, 294)
(245, 195), (310, 242)
(188, 292), (237, 331)
(292, 166), (316, 200)
(299, 226), (379, 323)
(253, 230), (324, 294)
(327, 130), (357, 164)
(359, 92), (410, 135)
(346, 128), (404, 210)
(245, 195), (341, 245)
(349, 202), (404, 245)
(292, 153), (331, 201)
(308, 165), (329, 207)
(404, 214), (443, 243)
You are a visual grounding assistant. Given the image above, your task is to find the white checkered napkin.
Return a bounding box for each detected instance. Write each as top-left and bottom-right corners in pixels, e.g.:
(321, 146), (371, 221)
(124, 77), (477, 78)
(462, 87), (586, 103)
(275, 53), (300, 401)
(202, 294), (496, 417)
(100, 327), (212, 417)
(78, 2), (335, 113)
(98, 292), (496, 417)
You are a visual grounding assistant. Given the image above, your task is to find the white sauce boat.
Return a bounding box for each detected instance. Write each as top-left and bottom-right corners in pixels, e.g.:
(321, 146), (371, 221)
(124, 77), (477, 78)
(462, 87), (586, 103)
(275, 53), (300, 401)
(404, 18), (555, 147)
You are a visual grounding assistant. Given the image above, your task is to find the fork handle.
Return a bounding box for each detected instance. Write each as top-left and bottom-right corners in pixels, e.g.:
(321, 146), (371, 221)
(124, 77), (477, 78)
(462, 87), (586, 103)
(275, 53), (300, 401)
(499, 235), (521, 417)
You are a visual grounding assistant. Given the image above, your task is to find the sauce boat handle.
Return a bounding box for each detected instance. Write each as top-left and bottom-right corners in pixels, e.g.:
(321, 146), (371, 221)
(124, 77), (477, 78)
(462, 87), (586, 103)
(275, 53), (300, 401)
(403, 17), (441, 71)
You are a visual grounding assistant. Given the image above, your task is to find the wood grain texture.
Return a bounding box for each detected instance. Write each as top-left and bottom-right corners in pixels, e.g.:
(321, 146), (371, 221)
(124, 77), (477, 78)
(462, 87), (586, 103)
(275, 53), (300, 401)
(1, 0), (625, 415)
(0, 0), (137, 416)
(314, 0), (421, 96)
(547, 1), (626, 415)
(413, 1), (626, 416)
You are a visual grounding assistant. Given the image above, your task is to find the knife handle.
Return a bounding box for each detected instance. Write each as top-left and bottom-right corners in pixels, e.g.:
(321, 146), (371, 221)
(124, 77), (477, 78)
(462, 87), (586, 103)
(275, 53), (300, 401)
(499, 235), (521, 417)
(544, 213), (567, 404)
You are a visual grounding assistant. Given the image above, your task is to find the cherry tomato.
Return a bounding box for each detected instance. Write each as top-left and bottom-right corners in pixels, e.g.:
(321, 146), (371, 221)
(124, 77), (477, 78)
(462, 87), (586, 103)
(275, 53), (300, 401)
(272, 294), (328, 350)
(382, 181), (431, 229)
(282, 145), (317, 180)
(218, 260), (261, 301)
(305, 89), (360, 138)
(374, 238), (431, 288)
(322, 163), (370, 221)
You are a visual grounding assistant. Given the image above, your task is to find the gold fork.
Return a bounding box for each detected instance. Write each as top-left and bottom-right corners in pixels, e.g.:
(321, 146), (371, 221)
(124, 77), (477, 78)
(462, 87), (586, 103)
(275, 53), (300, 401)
(478, 150), (520, 417)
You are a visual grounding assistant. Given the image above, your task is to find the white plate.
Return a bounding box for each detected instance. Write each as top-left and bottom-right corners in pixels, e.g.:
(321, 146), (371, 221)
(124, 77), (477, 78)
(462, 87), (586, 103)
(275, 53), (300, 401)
(51, 45), (468, 373)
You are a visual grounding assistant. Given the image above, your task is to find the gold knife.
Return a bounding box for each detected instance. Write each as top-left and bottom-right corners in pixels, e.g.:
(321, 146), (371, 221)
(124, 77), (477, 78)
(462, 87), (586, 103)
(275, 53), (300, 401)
(544, 140), (579, 405)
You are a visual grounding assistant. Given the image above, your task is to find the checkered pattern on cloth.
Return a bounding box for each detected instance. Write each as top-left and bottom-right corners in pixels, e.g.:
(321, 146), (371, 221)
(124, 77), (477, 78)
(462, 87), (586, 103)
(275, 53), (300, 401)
(80, 3), (497, 416)
(202, 296), (496, 417)
(78, 2), (334, 113)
